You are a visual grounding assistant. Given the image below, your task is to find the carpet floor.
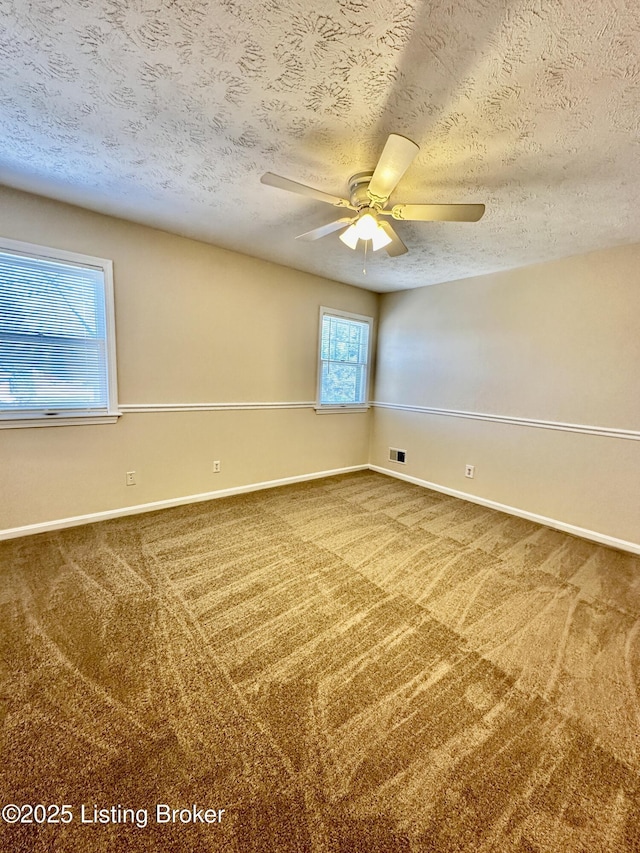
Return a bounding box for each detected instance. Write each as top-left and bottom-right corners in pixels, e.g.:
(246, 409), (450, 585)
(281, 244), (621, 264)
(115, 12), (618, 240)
(1, 470), (639, 852)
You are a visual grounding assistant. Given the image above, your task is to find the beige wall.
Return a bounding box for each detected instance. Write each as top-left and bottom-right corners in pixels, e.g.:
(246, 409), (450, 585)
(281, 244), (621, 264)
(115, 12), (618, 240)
(0, 187), (377, 531)
(371, 244), (640, 546)
(3, 185), (638, 547)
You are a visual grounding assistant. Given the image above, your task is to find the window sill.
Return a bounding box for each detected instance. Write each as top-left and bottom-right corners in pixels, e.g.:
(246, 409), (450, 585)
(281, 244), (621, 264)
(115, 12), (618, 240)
(314, 405), (370, 414)
(0, 414), (121, 429)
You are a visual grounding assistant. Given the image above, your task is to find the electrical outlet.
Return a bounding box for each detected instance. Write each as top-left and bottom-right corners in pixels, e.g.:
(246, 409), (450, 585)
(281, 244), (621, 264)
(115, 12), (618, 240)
(465, 464), (475, 479)
(126, 470), (136, 486)
(213, 461), (221, 473)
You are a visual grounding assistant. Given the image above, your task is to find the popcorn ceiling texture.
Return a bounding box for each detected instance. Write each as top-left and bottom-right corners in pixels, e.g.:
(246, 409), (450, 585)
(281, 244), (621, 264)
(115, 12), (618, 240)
(0, 0), (639, 291)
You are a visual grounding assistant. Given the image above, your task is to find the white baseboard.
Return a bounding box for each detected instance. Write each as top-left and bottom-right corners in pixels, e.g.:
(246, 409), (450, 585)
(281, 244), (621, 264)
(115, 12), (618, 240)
(0, 465), (368, 541)
(369, 464), (640, 556)
(4, 464), (639, 555)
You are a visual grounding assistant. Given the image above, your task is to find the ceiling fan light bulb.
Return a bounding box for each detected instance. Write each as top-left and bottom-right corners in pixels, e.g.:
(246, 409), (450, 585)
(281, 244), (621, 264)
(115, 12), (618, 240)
(354, 212), (379, 240)
(339, 224), (359, 250)
(371, 227), (392, 251)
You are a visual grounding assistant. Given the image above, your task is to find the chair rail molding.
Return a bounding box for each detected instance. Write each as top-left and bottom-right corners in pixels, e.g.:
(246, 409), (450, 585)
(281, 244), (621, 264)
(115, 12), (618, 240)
(372, 402), (640, 441)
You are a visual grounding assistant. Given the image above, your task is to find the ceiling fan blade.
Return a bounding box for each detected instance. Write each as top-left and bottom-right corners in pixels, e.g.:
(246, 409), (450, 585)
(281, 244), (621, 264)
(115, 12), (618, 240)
(296, 218), (353, 241)
(367, 134), (420, 205)
(391, 203), (485, 222)
(261, 172), (354, 209)
(378, 221), (408, 257)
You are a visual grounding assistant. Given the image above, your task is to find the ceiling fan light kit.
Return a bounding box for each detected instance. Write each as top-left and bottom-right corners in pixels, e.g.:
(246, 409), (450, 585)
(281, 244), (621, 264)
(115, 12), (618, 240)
(261, 133), (485, 261)
(339, 210), (392, 251)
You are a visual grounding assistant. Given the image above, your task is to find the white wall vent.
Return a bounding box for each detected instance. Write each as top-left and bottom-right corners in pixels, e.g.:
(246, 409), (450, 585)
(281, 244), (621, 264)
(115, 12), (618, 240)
(389, 448), (406, 464)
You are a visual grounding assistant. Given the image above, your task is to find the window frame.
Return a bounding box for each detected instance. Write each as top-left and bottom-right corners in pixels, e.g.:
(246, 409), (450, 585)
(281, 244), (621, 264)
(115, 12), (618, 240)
(0, 236), (120, 429)
(315, 306), (373, 413)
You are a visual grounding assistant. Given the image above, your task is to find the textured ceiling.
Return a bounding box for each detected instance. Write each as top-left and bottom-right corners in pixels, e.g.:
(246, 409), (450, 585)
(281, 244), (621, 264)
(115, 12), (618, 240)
(1, 0), (639, 292)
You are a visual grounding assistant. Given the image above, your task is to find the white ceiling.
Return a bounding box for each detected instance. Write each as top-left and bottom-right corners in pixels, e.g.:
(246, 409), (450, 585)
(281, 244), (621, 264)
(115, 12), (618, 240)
(1, 0), (639, 293)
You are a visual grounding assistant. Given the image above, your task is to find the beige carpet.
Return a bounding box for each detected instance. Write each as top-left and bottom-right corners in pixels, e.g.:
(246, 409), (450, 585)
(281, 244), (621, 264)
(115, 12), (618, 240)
(1, 470), (639, 852)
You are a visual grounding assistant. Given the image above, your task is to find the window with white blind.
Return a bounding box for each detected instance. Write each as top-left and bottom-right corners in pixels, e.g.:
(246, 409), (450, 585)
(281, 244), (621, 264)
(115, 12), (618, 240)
(0, 237), (119, 427)
(316, 307), (373, 410)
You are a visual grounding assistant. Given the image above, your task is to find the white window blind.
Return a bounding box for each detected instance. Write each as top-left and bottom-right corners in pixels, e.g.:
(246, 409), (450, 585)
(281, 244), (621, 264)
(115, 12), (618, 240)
(0, 240), (118, 423)
(318, 308), (372, 407)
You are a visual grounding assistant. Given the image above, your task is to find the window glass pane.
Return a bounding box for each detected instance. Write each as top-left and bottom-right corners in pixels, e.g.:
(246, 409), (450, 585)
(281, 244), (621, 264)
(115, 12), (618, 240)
(0, 339), (106, 410)
(321, 362), (364, 404)
(0, 253), (104, 338)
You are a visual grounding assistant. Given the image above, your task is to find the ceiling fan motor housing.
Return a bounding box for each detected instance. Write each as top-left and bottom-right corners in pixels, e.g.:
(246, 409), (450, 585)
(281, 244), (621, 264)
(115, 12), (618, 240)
(348, 172), (376, 210)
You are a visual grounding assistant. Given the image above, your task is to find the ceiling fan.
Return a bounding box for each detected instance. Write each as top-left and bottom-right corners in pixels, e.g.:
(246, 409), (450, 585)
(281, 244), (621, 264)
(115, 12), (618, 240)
(261, 133), (485, 257)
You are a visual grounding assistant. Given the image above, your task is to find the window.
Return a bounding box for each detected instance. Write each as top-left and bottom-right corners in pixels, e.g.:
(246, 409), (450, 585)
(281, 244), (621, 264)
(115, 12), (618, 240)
(317, 307), (373, 410)
(0, 237), (119, 427)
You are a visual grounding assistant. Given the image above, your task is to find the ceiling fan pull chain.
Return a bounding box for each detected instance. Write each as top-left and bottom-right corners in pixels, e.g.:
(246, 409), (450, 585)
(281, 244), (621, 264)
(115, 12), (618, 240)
(362, 239), (368, 275)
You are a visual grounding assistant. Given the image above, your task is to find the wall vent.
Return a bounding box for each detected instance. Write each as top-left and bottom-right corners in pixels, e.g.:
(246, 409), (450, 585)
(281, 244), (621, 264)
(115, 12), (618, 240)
(389, 448), (406, 464)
